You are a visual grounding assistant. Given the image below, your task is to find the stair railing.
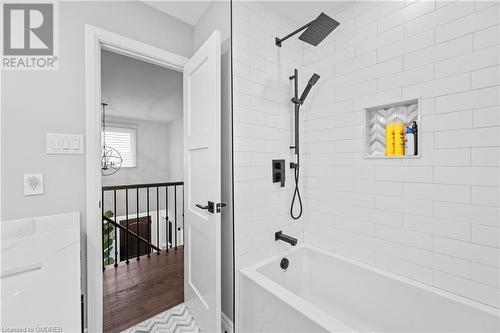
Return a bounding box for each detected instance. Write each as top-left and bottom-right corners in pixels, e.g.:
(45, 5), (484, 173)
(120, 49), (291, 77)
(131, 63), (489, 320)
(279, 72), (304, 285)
(101, 181), (184, 269)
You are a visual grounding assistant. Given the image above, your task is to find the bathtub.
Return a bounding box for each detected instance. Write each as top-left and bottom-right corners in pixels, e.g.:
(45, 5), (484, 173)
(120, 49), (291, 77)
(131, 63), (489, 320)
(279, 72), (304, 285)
(240, 244), (499, 332)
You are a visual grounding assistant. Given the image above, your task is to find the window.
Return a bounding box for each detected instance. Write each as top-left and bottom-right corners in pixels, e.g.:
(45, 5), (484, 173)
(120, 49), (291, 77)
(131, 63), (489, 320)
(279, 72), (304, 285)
(102, 126), (137, 168)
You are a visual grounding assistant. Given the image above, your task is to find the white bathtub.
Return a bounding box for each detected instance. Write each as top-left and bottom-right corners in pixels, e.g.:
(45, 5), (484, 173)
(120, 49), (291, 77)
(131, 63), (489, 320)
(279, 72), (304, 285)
(240, 245), (499, 332)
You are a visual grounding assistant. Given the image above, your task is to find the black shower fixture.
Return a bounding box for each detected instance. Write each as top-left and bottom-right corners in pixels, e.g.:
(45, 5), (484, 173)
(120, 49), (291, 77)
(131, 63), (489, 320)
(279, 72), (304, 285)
(288, 69), (320, 220)
(292, 73), (320, 105)
(275, 12), (340, 47)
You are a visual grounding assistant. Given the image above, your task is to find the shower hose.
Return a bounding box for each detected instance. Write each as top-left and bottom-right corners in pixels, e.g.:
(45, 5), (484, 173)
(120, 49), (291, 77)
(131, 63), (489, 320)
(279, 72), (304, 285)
(290, 155), (303, 220)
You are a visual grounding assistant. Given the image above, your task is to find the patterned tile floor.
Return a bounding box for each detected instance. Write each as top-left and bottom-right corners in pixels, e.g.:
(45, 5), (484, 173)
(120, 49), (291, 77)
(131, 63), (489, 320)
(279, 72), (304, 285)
(122, 303), (200, 333)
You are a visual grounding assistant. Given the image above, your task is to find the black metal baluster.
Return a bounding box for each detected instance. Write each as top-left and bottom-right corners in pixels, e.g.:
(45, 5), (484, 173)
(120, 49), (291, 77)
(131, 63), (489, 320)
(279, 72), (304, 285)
(136, 188), (140, 261)
(126, 189), (129, 264)
(166, 185), (169, 253)
(102, 189), (105, 271)
(114, 190), (118, 268)
(147, 187), (150, 257)
(100, 182), (184, 261)
(174, 185), (177, 250)
(156, 187), (160, 255)
(182, 185), (184, 246)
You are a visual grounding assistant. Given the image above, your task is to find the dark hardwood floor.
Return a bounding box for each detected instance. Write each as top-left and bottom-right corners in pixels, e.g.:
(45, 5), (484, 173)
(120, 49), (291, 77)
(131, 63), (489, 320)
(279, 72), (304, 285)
(103, 247), (184, 333)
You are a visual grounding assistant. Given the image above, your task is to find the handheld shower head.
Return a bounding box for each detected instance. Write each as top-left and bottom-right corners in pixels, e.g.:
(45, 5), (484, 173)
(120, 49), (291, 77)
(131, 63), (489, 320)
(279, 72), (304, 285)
(308, 73), (320, 86)
(289, 70), (322, 220)
(298, 73), (320, 104)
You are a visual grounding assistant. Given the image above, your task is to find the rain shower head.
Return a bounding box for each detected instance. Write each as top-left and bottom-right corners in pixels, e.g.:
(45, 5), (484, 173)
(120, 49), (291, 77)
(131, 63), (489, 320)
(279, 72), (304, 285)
(276, 12), (340, 47)
(299, 13), (340, 46)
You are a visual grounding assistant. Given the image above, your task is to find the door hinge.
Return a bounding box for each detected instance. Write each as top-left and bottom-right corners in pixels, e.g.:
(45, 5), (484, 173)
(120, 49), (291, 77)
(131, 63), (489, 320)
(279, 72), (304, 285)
(216, 202), (227, 213)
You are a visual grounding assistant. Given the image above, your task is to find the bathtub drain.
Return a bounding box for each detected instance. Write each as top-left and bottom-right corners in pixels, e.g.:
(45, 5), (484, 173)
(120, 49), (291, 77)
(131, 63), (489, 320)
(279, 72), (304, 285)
(280, 257), (289, 270)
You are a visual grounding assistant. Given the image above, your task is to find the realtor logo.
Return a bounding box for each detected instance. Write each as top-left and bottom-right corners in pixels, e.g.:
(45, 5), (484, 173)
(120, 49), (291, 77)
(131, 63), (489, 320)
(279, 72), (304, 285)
(2, 2), (59, 70)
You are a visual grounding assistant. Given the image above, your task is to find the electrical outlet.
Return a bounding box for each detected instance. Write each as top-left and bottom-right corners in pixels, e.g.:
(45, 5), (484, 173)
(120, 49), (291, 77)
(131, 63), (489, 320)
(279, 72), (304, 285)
(24, 173), (44, 196)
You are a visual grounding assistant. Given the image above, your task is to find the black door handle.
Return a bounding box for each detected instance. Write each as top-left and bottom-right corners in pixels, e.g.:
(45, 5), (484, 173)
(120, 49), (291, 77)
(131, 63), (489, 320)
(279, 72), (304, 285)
(216, 202), (227, 213)
(196, 201), (215, 213)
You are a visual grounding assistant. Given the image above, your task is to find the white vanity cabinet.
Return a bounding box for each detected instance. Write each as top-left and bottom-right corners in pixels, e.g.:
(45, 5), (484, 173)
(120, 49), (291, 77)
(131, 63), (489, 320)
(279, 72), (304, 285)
(1, 213), (81, 332)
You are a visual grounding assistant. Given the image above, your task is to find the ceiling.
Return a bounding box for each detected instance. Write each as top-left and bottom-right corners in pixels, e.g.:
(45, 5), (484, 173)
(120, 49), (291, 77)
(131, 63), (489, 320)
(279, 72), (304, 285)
(144, 1), (212, 25)
(263, 1), (350, 25)
(101, 50), (183, 124)
(143, 1), (349, 27)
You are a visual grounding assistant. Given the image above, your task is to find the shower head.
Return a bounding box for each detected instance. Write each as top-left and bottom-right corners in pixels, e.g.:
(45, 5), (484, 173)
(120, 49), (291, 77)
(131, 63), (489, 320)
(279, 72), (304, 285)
(276, 12), (340, 47)
(308, 73), (320, 86)
(299, 13), (340, 47)
(297, 73), (320, 105)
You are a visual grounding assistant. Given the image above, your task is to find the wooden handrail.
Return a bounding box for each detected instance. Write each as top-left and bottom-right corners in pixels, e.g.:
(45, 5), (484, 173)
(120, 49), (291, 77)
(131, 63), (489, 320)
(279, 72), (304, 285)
(102, 215), (161, 252)
(102, 181), (183, 191)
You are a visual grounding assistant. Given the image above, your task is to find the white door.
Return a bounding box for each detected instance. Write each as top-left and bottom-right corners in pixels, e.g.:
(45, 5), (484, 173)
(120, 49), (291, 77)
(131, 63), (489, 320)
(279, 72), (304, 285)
(183, 31), (221, 333)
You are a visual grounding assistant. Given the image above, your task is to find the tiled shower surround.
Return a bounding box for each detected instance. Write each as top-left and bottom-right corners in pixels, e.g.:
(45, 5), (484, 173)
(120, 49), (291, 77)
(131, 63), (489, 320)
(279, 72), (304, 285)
(233, 0), (499, 310)
(232, 2), (304, 266)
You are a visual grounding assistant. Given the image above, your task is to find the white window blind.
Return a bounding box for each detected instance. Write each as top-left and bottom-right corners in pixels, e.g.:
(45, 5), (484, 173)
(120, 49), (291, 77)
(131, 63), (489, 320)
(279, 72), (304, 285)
(102, 126), (137, 168)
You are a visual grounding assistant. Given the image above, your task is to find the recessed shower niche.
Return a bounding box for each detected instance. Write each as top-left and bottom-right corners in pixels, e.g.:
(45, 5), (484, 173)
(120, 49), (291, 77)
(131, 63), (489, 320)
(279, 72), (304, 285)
(363, 99), (421, 159)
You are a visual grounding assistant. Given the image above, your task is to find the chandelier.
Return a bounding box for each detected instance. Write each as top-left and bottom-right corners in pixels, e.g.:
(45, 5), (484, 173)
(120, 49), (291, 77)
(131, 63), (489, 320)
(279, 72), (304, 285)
(101, 103), (122, 176)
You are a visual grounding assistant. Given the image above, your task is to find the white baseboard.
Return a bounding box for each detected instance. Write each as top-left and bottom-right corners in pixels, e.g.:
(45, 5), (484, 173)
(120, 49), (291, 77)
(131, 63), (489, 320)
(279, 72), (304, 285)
(221, 312), (233, 333)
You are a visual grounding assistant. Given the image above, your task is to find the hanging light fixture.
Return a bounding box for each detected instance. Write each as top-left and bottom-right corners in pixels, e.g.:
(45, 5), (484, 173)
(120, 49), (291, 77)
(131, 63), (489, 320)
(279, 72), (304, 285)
(101, 103), (122, 176)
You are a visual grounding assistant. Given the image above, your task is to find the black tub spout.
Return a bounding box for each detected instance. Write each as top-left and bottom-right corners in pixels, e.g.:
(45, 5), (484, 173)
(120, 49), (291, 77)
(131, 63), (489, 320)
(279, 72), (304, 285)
(275, 231), (297, 246)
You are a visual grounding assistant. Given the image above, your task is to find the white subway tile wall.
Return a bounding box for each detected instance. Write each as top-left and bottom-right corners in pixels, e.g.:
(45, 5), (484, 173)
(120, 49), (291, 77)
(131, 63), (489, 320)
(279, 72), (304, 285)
(232, 1), (305, 273)
(302, 0), (499, 308)
(233, 1), (500, 309)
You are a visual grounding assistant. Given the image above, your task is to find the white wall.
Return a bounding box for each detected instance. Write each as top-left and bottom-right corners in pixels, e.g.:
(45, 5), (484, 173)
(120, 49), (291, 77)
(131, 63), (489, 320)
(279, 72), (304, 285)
(102, 118), (170, 186)
(167, 117), (184, 183)
(1, 1), (194, 327)
(1, 1), (193, 221)
(166, 117), (184, 232)
(193, 0), (231, 51)
(232, 0), (500, 316)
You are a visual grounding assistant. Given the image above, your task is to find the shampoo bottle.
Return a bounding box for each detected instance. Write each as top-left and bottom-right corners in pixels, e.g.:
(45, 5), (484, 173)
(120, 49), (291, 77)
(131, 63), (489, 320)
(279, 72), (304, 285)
(385, 123), (395, 156)
(411, 121), (418, 156)
(394, 122), (406, 156)
(405, 127), (414, 156)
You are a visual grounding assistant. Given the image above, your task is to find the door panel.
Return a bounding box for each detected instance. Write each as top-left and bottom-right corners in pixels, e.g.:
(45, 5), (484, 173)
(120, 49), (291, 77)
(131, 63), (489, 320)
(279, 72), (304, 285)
(119, 216), (151, 261)
(188, 63), (211, 136)
(183, 31), (221, 333)
(189, 148), (210, 214)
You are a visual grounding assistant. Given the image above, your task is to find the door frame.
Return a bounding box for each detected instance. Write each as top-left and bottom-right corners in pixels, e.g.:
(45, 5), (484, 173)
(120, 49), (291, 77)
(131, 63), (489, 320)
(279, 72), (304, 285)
(84, 25), (188, 332)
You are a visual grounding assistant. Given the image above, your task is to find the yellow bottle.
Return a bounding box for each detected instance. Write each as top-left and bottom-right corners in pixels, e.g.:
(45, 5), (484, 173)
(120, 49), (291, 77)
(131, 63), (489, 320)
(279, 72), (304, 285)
(385, 123), (395, 156)
(394, 122), (406, 156)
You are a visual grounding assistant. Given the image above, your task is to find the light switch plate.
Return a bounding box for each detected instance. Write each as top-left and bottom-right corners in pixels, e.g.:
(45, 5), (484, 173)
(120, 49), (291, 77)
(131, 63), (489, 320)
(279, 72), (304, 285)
(24, 173), (44, 196)
(46, 134), (84, 154)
